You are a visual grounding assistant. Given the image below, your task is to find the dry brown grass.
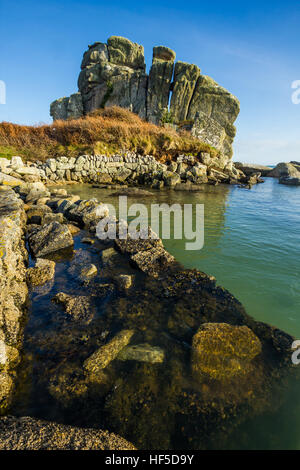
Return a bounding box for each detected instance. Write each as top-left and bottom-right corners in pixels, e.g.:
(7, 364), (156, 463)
(0, 106), (218, 162)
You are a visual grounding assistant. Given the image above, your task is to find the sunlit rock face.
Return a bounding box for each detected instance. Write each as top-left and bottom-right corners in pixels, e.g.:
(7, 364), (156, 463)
(50, 35), (240, 161)
(0, 189), (28, 413)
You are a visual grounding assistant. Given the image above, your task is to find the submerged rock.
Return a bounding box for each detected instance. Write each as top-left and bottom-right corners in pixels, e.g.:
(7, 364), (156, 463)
(118, 343), (165, 363)
(52, 292), (96, 324)
(48, 364), (88, 405)
(191, 322), (262, 382)
(83, 329), (135, 373)
(279, 176), (300, 186)
(0, 416), (136, 450)
(115, 274), (133, 290)
(80, 263), (98, 279)
(131, 245), (175, 277)
(27, 258), (56, 287)
(28, 222), (74, 257)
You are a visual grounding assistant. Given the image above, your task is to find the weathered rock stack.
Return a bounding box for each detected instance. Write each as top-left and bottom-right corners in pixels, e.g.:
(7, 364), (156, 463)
(50, 35), (240, 165)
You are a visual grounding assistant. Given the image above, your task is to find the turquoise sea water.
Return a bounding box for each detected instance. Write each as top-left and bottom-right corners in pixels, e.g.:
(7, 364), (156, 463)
(68, 178), (300, 338)
(62, 178), (300, 449)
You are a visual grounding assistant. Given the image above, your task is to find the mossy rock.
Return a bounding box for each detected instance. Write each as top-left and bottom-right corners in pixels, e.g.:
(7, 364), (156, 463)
(192, 322), (262, 382)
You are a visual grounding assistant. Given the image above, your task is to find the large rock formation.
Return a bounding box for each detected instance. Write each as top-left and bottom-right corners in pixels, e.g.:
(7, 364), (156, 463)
(50, 35), (240, 163)
(76, 36), (148, 119)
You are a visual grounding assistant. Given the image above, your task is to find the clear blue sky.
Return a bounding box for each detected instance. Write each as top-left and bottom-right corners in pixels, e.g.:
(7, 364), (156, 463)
(1, 0), (300, 164)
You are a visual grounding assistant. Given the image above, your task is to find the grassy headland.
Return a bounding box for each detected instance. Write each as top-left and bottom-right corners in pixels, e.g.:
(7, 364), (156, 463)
(0, 107), (217, 162)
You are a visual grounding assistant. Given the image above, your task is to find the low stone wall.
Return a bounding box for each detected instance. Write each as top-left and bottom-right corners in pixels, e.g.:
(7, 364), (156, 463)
(0, 188), (28, 412)
(32, 152), (240, 187)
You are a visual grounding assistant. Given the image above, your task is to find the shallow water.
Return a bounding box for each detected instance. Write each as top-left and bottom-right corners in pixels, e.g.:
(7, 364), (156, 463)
(12, 178), (300, 449)
(65, 179), (300, 337)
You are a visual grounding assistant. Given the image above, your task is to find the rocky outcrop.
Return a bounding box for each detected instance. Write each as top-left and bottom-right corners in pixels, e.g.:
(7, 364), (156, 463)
(0, 189), (28, 412)
(76, 36), (147, 119)
(187, 75), (240, 163)
(269, 162), (300, 186)
(0, 416), (136, 450)
(235, 162), (273, 177)
(170, 62), (200, 122)
(147, 46), (176, 124)
(28, 221), (74, 258)
(50, 35), (240, 161)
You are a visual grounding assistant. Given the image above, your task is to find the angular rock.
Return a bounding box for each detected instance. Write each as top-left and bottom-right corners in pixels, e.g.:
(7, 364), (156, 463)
(66, 199), (109, 227)
(83, 329), (135, 373)
(52, 292), (96, 324)
(131, 245), (175, 277)
(170, 61), (200, 122)
(115, 227), (162, 255)
(147, 46), (175, 124)
(67, 92), (83, 119)
(234, 162), (273, 177)
(28, 222), (74, 257)
(115, 274), (133, 290)
(27, 258), (56, 287)
(50, 97), (69, 121)
(117, 343), (165, 363)
(80, 263), (98, 279)
(0, 172), (23, 187)
(191, 112), (226, 151)
(107, 36), (145, 70)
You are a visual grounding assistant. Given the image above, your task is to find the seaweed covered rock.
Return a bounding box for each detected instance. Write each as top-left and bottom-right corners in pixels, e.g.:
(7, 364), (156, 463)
(0, 416), (136, 450)
(83, 329), (134, 374)
(52, 292), (96, 324)
(27, 258), (56, 287)
(191, 323), (262, 382)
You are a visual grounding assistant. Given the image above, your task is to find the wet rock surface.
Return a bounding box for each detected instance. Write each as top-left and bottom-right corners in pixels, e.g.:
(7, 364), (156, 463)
(0, 416), (136, 450)
(28, 222), (74, 258)
(0, 189), (28, 412)
(27, 258), (56, 287)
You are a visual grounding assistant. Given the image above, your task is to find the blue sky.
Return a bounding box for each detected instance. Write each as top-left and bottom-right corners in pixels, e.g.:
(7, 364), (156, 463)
(1, 0), (300, 164)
